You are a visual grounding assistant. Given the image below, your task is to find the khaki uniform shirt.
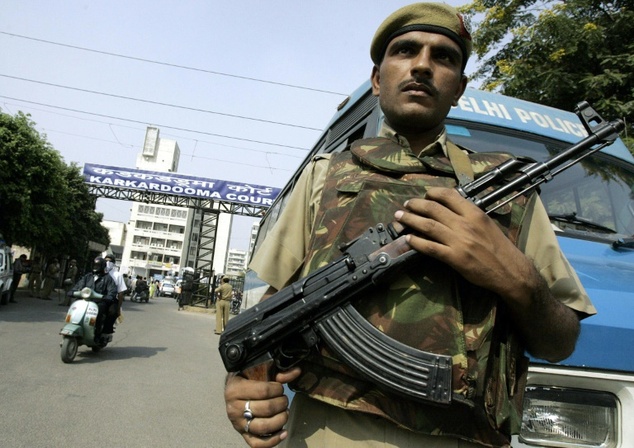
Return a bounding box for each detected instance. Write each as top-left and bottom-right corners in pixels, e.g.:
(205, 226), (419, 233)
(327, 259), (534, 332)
(217, 282), (233, 301)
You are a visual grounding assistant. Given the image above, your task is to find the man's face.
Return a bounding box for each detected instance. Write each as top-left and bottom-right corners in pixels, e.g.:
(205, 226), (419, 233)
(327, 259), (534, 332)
(371, 31), (467, 138)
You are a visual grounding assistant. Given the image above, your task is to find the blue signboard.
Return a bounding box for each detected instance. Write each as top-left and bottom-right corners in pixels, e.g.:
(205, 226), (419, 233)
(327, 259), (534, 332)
(83, 164), (280, 207)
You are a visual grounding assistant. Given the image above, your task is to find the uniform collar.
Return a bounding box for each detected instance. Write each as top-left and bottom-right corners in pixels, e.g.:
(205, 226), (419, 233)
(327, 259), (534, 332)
(377, 122), (449, 158)
(350, 122), (450, 174)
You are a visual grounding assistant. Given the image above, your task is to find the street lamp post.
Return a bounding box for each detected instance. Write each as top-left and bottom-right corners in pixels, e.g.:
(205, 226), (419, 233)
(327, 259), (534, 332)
(146, 251), (153, 279)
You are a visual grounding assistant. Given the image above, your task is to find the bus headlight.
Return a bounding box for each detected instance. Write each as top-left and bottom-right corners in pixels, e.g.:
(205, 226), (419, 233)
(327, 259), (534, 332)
(520, 386), (618, 447)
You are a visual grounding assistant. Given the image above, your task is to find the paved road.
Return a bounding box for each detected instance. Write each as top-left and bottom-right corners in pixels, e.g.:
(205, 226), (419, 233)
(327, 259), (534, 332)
(0, 288), (245, 448)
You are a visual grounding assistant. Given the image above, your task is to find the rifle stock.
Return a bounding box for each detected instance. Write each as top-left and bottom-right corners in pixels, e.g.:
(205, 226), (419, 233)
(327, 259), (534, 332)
(219, 102), (624, 404)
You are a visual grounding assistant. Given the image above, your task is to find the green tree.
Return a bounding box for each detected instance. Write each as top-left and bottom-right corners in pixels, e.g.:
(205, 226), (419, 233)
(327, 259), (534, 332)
(0, 110), (109, 260)
(61, 163), (111, 263)
(462, 0), (634, 151)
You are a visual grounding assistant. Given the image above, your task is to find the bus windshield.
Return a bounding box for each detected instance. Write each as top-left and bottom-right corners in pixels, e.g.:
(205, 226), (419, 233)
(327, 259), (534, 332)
(446, 122), (634, 236)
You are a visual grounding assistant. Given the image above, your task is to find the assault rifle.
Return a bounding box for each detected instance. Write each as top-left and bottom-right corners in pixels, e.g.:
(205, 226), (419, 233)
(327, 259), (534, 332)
(218, 102), (624, 406)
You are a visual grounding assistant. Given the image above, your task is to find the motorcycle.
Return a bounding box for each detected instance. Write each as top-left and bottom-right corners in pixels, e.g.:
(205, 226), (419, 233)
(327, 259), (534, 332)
(130, 283), (149, 303)
(230, 293), (242, 315)
(59, 287), (113, 363)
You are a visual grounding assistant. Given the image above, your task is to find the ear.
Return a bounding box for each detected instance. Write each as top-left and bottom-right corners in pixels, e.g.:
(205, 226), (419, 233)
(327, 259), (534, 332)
(371, 65), (380, 97)
(452, 75), (468, 106)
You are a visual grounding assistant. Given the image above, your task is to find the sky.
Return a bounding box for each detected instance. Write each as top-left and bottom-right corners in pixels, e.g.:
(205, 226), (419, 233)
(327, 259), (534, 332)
(1, 0), (470, 251)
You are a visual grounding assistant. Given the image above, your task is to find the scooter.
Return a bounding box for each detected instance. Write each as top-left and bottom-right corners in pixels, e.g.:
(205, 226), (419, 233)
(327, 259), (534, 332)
(59, 287), (113, 363)
(130, 284), (149, 303)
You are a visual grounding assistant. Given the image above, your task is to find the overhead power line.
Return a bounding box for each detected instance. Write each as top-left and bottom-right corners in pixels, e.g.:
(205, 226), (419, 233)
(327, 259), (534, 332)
(0, 31), (348, 97)
(0, 98), (306, 159)
(40, 121), (304, 160)
(0, 74), (323, 132)
(0, 95), (311, 151)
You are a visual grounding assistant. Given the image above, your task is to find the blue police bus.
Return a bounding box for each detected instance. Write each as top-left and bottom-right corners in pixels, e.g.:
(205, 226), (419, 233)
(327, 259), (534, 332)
(243, 80), (634, 447)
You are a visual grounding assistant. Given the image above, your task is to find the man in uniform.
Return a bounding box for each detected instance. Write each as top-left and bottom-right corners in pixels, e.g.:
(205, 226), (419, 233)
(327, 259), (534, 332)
(9, 254), (28, 303)
(28, 256), (43, 298)
(215, 276), (233, 335)
(40, 258), (60, 300)
(223, 3), (595, 447)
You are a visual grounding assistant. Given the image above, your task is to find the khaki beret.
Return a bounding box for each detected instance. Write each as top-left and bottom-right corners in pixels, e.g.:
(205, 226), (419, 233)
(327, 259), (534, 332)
(371, 2), (472, 70)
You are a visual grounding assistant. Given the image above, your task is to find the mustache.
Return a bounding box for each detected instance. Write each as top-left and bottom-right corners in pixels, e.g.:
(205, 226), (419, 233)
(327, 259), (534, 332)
(398, 78), (438, 96)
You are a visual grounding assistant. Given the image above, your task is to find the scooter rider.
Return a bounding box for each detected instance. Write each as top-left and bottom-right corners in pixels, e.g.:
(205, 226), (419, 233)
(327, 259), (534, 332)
(68, 256), (118, 342)
(133, 276), (149, 301)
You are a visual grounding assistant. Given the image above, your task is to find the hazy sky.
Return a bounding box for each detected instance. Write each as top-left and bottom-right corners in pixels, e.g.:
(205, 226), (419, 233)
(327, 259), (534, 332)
(1, 1), (469, 250)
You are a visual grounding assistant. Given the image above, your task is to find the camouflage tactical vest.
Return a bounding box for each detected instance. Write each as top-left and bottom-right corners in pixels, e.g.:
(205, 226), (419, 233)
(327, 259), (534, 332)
(291, 136), (532, 447)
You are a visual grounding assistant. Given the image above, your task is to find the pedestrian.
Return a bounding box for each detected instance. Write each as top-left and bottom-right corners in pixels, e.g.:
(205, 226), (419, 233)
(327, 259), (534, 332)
(123, 273), (131, 298)
(60, 259), (78, 306)
(130, 275), (137, 295)
(223, 3), (595, 448)
(178, 268), (195, 310)
(8, 254), (27, 303)
(40, 258), (60, 300)
(28, 256), (43, 298)
(103, 254), (126, 334)
(149, 279), (156, 298)
(214, 277), (232, 335)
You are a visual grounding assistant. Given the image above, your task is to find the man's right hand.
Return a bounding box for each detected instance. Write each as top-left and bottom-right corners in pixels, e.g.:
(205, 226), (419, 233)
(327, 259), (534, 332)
(224, 367), (301, 448)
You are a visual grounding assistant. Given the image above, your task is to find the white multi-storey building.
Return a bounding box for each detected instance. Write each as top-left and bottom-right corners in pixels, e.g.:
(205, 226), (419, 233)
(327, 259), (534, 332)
(124, 203), (190, 278)
(102, 220), (127, 247)
(247, 221), (259, 263)
(102, 220), (127, 269)
(120, 127), (232, 280)
(225, 248), (247, 276)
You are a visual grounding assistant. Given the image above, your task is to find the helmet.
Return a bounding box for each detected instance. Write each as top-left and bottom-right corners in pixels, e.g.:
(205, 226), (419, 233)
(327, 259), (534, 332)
(92, 256), (107, 275)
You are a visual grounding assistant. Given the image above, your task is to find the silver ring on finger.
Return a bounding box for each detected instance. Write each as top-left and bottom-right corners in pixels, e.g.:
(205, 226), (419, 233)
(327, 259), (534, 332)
(243, 400), (254, 420)
(244, 417), (253, 434)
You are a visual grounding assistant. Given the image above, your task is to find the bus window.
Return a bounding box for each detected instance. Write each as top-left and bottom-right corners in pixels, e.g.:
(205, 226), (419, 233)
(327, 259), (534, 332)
(447, 122), (634, 236)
